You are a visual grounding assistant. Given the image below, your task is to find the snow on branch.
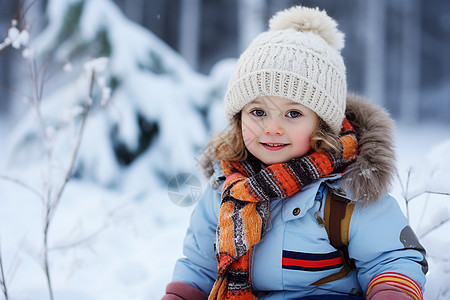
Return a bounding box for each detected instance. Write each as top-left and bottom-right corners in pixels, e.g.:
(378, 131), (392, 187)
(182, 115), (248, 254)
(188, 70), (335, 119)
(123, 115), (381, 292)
(0, 19), (33, 59)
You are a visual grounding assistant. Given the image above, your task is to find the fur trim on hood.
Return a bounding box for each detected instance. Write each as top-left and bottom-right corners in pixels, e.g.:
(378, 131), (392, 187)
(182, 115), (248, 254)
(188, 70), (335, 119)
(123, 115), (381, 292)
(342, 94), (397, 205)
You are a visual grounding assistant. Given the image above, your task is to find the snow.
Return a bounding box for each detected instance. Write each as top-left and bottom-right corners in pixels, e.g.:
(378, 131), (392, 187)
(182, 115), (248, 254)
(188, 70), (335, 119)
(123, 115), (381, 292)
(0, 0), (449, 299)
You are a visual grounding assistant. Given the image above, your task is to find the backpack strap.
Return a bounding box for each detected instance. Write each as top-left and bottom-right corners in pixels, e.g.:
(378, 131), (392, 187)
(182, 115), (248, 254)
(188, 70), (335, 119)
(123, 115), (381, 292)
(312, 186), (356, 286)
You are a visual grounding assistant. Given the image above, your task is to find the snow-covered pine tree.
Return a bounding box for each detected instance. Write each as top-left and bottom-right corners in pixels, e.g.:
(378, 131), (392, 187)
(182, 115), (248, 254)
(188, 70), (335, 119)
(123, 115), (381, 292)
(5, 0), (233, 196)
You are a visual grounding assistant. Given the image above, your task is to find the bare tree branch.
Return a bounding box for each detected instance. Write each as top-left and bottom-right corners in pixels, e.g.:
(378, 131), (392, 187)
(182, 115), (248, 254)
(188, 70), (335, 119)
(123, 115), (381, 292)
(0, 239), (9, 300)
(0, 174), (44, 202)
(48, 224), (107, 252)
(407, 190), (450, 202)
(50, 70), (95, 220)
(0, 82), (32, 102)
(419, 217), (450, 239)
(396, 171), (406, 197)
(12, 0), (27, 30)
(42, 70), (95, 300)
(423, 191), (450, 197)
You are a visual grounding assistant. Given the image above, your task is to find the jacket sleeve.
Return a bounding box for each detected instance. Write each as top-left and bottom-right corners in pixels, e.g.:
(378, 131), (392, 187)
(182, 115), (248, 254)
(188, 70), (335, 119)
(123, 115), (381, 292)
(162, 281), (207, 300)
(348, 194), (428, 298)
(170, 184), (221, 295)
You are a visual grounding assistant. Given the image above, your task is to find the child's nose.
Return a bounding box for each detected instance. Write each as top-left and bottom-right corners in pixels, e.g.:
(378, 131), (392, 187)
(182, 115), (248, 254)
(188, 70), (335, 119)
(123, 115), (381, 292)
(264, 118), (284, 136)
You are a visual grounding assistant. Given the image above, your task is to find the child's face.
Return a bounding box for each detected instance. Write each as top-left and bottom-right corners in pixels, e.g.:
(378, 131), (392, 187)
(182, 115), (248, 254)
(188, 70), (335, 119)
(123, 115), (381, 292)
(241, 96), (319, 165)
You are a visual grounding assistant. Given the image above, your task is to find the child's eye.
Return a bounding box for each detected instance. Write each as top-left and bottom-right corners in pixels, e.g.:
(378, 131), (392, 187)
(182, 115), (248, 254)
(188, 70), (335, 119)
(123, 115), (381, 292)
(250, 109), (266, 117)
(286, 110), (302, 118)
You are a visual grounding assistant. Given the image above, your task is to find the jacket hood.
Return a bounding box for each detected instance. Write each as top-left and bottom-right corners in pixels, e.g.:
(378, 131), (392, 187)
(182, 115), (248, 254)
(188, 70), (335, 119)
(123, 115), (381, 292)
(341, 94), (397, 205)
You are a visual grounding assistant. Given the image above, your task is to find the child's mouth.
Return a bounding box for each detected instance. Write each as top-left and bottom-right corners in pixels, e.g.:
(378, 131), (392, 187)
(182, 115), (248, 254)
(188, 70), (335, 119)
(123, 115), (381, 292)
(261, 143), (288, 151)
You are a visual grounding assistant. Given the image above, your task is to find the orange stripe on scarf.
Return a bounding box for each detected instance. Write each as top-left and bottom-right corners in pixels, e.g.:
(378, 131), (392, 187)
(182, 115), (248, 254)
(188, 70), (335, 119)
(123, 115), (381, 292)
(241, 203), (262, 247)
(341, 119), (358, 160)
(217, 201), (237, 258)
(266, 164), (299, 196)
(308, 152), (334, 175)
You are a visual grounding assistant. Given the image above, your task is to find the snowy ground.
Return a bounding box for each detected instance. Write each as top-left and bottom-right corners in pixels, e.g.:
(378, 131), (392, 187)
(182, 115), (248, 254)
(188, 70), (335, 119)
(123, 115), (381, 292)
(0, 121), (449, 300)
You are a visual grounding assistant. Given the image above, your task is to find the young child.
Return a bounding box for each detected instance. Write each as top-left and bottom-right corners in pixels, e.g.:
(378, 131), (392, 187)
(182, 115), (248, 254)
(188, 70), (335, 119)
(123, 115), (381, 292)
(163, 5), (427, 300)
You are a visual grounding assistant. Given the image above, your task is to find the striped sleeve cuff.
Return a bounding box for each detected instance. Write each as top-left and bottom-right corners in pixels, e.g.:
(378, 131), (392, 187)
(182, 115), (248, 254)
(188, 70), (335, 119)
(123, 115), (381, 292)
(367, 272), (423, 300)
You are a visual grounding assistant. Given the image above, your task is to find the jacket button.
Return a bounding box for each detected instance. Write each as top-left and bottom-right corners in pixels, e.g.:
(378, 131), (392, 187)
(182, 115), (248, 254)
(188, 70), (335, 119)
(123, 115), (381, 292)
(292, 207), (300, 216)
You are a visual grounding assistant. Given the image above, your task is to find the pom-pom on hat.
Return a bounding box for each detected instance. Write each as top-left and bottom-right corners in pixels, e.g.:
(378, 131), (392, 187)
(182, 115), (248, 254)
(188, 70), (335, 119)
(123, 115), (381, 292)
(224, 6), (347, 134)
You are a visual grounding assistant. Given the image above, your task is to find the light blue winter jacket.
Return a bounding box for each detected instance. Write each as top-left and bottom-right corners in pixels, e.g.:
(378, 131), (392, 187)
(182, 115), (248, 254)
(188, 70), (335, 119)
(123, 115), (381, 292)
(172, 175), (427, 298)
(171, 95), (428, 298)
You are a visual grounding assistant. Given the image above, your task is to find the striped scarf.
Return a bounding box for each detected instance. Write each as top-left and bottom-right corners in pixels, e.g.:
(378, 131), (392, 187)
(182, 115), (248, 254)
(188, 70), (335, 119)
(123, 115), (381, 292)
(209, 119), (358, 300)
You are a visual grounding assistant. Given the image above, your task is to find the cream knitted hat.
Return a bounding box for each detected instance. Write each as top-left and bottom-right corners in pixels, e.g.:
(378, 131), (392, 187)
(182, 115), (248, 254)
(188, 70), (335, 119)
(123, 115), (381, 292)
(224, 6), (347, 134)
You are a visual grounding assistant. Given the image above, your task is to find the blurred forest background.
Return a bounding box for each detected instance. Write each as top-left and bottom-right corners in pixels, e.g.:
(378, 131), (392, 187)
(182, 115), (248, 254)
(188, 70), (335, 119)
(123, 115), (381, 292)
(1, 0), (450, 124)
(0, 0), (450, 299)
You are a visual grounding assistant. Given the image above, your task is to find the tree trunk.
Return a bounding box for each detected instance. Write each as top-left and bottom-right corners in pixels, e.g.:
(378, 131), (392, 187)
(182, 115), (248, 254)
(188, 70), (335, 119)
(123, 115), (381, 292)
(238, 0), (266, 53)
(363, 0), (386, 107)
(179, 0), (201, 69)
(400, 0), (421, 124)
